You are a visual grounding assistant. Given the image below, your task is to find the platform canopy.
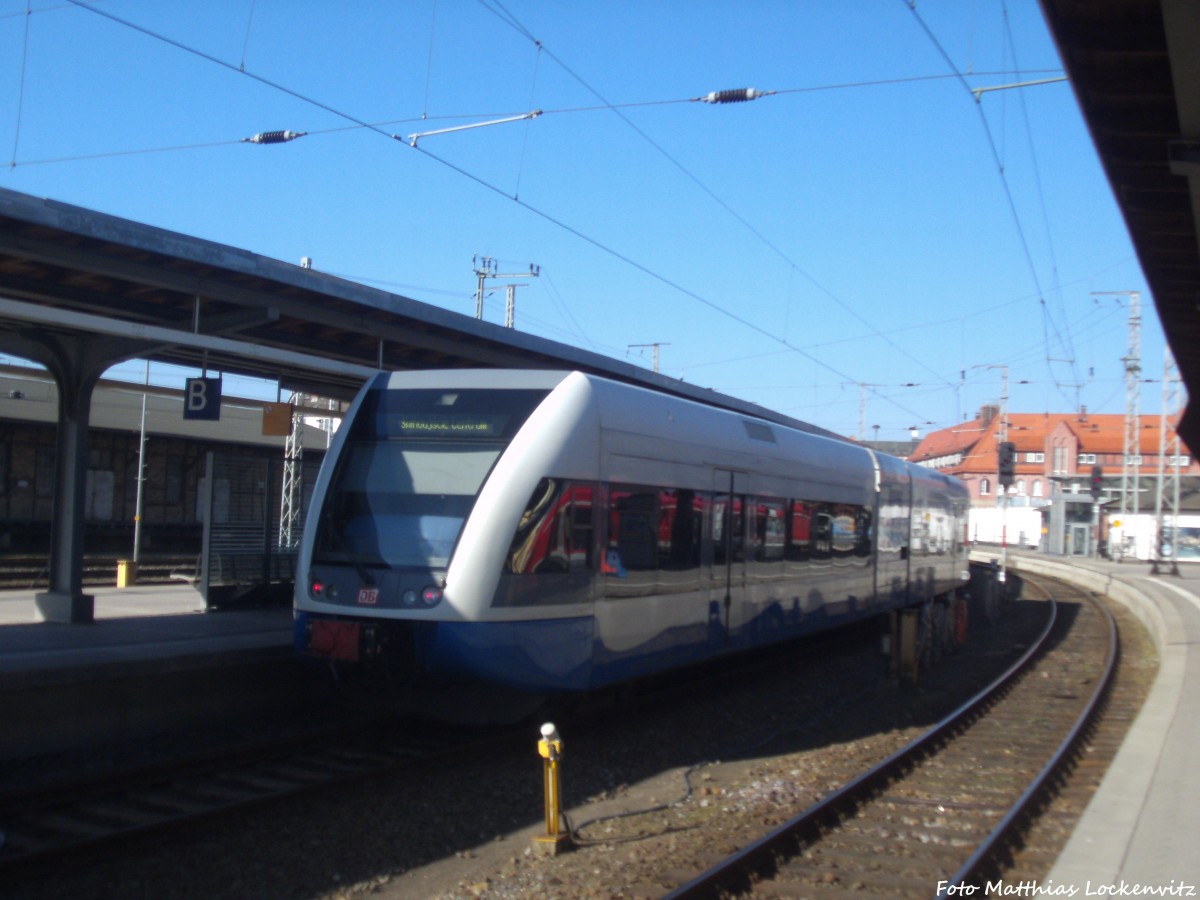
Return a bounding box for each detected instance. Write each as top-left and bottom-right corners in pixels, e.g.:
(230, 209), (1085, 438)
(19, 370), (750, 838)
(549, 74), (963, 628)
(0, 188), (840, 433)
(1040, 0), (1200, 449)
(0, 187), (841, 622)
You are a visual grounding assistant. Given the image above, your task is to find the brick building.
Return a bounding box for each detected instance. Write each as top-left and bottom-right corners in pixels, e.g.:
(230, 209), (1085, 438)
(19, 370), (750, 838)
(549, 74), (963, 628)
(910, 404), (1197, 508)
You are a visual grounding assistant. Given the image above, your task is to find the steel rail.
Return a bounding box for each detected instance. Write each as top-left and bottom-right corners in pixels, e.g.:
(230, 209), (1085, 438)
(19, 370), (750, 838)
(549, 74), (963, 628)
(0, 717), (499, 881)
(936, 578), (1118, 896)
(664, 590), (1061, 900)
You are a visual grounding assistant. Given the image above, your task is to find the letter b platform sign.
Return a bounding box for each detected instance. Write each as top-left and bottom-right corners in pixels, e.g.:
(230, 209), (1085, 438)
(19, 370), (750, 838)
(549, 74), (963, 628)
(184, 377), (223, 421)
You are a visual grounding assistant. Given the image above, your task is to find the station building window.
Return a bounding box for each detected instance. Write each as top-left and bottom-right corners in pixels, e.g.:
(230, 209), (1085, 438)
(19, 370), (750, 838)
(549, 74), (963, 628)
(1052, 447), (1069, 475)
(34, 447), (55, 498)
(165, 457), (185, 505)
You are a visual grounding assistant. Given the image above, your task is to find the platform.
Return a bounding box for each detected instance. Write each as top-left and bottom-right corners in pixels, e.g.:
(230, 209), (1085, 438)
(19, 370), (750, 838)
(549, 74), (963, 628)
(977, 549), (1200, 892)
(0, 583), (293, 682)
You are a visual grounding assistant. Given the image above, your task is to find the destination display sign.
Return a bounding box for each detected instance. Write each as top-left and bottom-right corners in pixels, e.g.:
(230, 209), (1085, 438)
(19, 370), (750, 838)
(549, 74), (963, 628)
(385, 414), (509, 438)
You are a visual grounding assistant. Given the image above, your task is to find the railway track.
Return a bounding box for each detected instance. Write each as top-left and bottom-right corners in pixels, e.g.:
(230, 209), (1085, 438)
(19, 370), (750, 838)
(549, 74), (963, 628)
(0, 615), (883, 893)
(664, 574), (1117, 899)
(0, 631), (856, 888)
(0, 715), (498, 882)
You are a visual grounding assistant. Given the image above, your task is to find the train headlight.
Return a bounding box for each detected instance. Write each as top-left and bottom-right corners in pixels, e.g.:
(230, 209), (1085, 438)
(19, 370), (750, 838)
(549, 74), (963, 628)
(310, 579), (324, 598)
(400, 587), (441, 607)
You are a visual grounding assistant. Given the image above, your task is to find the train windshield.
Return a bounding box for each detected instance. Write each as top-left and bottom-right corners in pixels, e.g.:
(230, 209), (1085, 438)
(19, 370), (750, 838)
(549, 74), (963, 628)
(313, 387), (550, 570)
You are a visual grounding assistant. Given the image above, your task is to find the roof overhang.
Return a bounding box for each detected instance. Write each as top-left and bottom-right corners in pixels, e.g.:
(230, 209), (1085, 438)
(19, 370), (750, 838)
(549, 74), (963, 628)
(1039, 0), (1200, 447)
(0, 188), (843, 440)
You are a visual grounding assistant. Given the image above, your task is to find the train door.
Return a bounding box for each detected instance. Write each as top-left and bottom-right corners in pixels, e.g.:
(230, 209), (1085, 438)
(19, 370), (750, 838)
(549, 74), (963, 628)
(710, 469), (747, 645)
(1070, 522), (1090, 556)
(872, 452), (912, 609)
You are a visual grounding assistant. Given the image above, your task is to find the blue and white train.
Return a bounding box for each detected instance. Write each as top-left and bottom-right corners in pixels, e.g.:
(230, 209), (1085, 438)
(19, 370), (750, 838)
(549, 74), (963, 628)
(293, 370), (970, 693)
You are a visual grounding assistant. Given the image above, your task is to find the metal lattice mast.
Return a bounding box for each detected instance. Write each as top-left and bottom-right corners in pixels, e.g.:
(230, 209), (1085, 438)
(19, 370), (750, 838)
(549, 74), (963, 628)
(279, 395), (303, 548)
(629, 343), (671, 375)
(998, 365), (1009, 445)
(839, 381), (882, 442)
(1153, 346), (1183, 575)
(1110, 293), (1142, 536)
(472, 255), (539, 324)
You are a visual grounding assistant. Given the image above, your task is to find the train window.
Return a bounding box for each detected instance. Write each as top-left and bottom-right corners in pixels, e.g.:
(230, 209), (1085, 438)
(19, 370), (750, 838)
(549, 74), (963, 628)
(314, 441), (500, 569)
(609, 486), (658, 571)
(713, 495), (745, 566)
(855, 508), (873, 558)
(506, 479), (595, 574)
(659, 488), (704, 571)
(786, 500), (812, 562)
(571, 484), (596, 568)
(754, 500), (786, 562)
(829, 504), (859, 558)
(810, 506), (833, 561)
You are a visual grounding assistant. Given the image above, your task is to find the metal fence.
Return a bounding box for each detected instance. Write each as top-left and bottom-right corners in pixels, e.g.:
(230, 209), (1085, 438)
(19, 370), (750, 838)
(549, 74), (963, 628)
(197, 450), (318, 609)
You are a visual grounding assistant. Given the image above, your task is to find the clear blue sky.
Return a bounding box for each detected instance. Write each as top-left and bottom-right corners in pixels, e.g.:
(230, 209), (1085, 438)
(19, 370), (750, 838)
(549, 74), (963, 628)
(0, 1), (1163, 440)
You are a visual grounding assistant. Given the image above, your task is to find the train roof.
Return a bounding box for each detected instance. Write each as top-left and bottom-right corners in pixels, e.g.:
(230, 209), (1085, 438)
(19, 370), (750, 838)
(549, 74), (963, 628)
(375, 368), (851, 444)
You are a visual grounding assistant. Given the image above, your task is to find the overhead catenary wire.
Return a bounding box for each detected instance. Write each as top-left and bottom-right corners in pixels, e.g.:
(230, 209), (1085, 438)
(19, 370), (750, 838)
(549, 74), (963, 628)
(408, 136), (939, 422)
(7, 0), (32, 169)
(238, 0), (256, 72)
(902, 0), (1082, 413)
(36, 1), (1098, 433)
(55, 0), (937, 427)
(421, 0), (438, 120)
(1000, 2), (1081, 403)
(474, 0), (961, 399)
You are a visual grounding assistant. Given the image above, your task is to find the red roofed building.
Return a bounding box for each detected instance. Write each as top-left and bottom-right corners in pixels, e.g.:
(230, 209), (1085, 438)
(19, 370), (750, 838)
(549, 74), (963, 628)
(910, 405), (1197, 507)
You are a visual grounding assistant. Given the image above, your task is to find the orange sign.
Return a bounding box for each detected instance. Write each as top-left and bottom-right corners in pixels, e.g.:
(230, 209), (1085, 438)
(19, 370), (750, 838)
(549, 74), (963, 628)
(262, 402), (295, 436)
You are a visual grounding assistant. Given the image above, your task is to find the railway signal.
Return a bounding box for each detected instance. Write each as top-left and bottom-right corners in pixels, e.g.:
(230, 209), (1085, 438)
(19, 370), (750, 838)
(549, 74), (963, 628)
(998, 441), (1016, 487)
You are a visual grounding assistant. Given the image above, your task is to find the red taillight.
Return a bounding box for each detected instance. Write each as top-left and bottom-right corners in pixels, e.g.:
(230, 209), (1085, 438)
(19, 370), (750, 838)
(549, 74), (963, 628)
(421, 586), (443, 607)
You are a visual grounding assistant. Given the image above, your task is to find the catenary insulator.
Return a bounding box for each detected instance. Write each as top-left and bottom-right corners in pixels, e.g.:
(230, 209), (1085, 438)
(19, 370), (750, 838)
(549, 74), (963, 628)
(702, 88), (762, 104)
(242, 130), (307, 144)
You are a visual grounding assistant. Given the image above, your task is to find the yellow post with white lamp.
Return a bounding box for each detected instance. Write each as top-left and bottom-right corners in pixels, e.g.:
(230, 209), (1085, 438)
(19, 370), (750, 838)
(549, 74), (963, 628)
(534, 722), (571, 855)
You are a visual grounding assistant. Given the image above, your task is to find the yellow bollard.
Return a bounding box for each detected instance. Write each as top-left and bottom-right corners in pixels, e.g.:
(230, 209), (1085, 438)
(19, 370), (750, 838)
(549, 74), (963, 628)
(116, 559), (137, 589)
(533, 722), (572, 856)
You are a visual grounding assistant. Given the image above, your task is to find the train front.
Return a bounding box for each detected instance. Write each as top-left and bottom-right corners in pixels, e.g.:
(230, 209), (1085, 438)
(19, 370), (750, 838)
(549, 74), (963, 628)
(293, 370), (600, 691)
